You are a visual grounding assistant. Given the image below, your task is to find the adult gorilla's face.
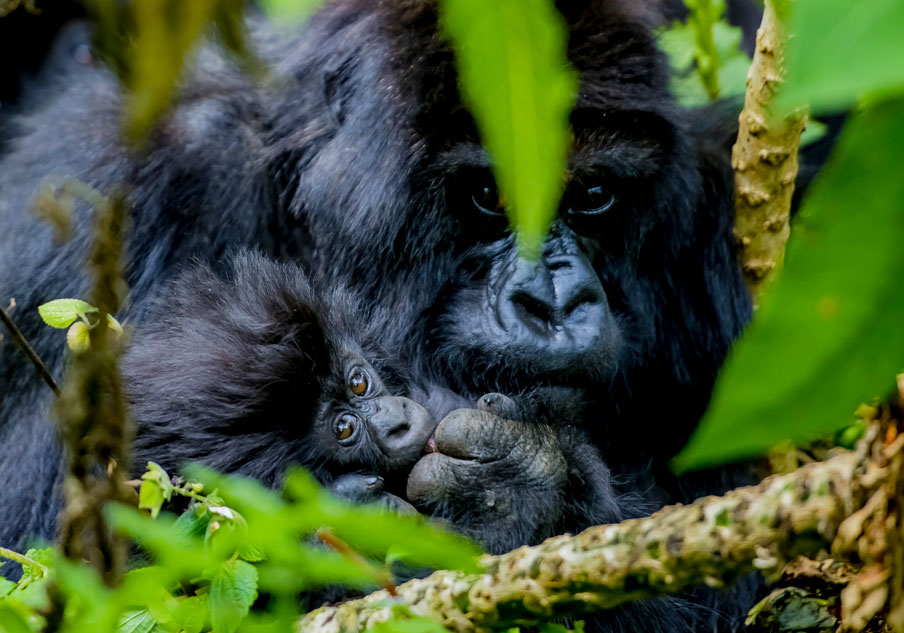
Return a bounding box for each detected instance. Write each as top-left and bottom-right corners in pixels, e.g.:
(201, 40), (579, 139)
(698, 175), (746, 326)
(280, 0), (750, 427)
(428, 109), (688, 392)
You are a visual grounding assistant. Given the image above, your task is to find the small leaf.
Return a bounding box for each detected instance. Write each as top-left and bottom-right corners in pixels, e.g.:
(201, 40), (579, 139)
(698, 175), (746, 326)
(259, 0), (322, 22)
(37, 298), (95, 329)
(208, 559), (258, 633)
(66, 321), (91, 353)
(171, 596), (207, 633)
(119, 609), (159, 633)
(439, 0), (577, 256)
(139, 479), (166, 519)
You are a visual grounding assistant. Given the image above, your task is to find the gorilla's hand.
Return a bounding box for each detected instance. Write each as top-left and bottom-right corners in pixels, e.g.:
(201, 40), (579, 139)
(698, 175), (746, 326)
(328, 474), (417, 514)
(406, 407), (568, 553)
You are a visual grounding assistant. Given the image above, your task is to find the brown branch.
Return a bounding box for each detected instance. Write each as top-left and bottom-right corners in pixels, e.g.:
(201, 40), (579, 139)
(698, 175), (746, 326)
(731, 0), (807, 302)
(0, 300), (60, 394)
(299, 423), (902, 633)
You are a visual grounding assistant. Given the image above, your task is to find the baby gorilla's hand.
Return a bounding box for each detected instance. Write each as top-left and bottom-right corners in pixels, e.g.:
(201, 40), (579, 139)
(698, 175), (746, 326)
(406, 407), (567, 553)
(328, 474), (417, 514)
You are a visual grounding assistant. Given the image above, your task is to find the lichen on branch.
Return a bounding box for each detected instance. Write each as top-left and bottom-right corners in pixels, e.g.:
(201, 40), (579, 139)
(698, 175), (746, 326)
(300, 422), (902, 633)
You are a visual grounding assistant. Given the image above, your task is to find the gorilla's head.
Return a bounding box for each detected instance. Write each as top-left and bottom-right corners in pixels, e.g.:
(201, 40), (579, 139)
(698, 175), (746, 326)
(270, 0), (751, 442)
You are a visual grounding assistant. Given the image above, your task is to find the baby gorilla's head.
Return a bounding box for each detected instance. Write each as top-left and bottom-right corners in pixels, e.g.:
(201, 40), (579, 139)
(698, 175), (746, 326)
(126, 251), (436, 495)
(313, 348), (436, 476)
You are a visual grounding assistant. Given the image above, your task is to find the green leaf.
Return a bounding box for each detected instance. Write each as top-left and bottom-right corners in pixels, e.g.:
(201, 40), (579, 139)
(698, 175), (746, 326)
(66, 321), (91, 353)
(208, 559), (258, 633)
(37, 298), (95, 329)
(0, 604), (33, 633)
(139, 463), (174, 518)
(0, 577), (16, 596)
(674, 99), (904, 471)
(779, 0), (904, 113)
(657, 9), (750, 107)
(259, 0), (322, 22)
(119, 609), (159, 633)
(439, 0), (577, 256)
(138, 479), (166, 519)
(171, 596), (207, 633)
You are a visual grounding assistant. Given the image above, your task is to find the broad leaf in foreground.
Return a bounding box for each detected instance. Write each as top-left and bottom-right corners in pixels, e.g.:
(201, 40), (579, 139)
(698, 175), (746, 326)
(675, 99), (904, 471)
(439, 0), (576, 257)
(779, 0), (904, 113)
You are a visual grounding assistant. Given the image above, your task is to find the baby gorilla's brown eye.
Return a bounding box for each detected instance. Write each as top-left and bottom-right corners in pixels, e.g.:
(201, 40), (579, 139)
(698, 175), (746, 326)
(335, 415), (357, 442)
(349, 369), (369, 396)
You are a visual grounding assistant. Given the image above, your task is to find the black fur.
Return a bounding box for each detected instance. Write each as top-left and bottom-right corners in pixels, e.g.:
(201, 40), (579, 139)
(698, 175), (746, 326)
(0, 2), (764, 630)
(124, 251), (435, 506)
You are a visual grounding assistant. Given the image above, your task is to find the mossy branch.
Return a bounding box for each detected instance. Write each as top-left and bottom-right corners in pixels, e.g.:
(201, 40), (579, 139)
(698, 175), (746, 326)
(54, 189), (134, 587)
(731, 0), (807, 302)
(300, 423), (902, 633)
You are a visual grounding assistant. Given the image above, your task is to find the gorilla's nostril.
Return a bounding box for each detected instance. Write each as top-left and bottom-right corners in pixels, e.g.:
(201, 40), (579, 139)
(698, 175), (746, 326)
(564, 288), (602, 316)
(511, 290), (554, 327)
(547, 259), (571, 272)
(386, 421), (411, 437)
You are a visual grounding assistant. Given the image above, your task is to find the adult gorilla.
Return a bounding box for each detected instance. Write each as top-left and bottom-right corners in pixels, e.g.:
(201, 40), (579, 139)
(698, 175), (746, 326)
(277, 0), (752, 548)
(0, 0), (752, 627)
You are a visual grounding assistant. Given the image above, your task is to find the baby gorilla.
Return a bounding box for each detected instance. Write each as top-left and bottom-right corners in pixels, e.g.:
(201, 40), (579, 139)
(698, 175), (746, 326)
(123, 251), (436, 509)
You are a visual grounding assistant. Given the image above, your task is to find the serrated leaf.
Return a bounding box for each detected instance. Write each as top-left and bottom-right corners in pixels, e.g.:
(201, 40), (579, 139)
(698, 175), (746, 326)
(37, 299), (95, 329)
(439, 0), (577, 256)
(119, 609), (159, 633)
(208, 559), (258, 633)
(779, 0), (904, 113)
(675, 99), (904, 471)
(171, 596), (207, 633)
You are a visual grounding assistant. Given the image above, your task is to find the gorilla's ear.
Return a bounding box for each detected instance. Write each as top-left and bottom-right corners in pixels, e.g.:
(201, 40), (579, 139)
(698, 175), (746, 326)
(322, 54), (357, 127)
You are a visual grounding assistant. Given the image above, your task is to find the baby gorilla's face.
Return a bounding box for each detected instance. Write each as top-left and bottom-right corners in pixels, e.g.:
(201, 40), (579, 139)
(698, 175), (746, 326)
(319, 358), (437, 474)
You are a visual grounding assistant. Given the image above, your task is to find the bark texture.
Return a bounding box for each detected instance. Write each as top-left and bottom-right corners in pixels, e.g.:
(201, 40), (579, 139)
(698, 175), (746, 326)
(300, 423), (903, 633)
(731, 0), (807, 301)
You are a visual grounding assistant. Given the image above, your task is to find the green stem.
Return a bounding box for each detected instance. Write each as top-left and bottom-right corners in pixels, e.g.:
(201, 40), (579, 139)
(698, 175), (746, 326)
(687, 0), (721, 100)
(0, 547), (49, 574)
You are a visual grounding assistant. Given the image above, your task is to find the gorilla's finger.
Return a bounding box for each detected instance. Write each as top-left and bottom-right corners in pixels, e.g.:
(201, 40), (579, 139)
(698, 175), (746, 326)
(407, 453), (456, 506)
(476, 392), (519, 419)
(434, 408), (519, 460)
(378, 493), (418, 515)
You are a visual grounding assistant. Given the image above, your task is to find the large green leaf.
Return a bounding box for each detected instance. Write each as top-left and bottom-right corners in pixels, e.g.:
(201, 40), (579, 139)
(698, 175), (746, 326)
(779, 0), (904, 113)
(674, 99), (904, 471)
(439, 0), (577, 256)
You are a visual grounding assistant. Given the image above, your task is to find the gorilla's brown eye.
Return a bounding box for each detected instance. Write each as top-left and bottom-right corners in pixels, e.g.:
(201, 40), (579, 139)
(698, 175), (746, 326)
(471, 179), (505, 216)
(570, 186), (616, 216)
(349, 370), (369, 396)
(335, 415), (357, 442)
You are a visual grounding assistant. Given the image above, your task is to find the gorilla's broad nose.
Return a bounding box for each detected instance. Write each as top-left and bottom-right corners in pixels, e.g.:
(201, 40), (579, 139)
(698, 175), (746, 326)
(500, 255), (607, 347)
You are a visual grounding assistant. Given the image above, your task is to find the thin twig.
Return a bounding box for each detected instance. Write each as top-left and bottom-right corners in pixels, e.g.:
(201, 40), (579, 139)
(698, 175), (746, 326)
(0, 302), (60, 394)
(0, 547), (49, 575)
